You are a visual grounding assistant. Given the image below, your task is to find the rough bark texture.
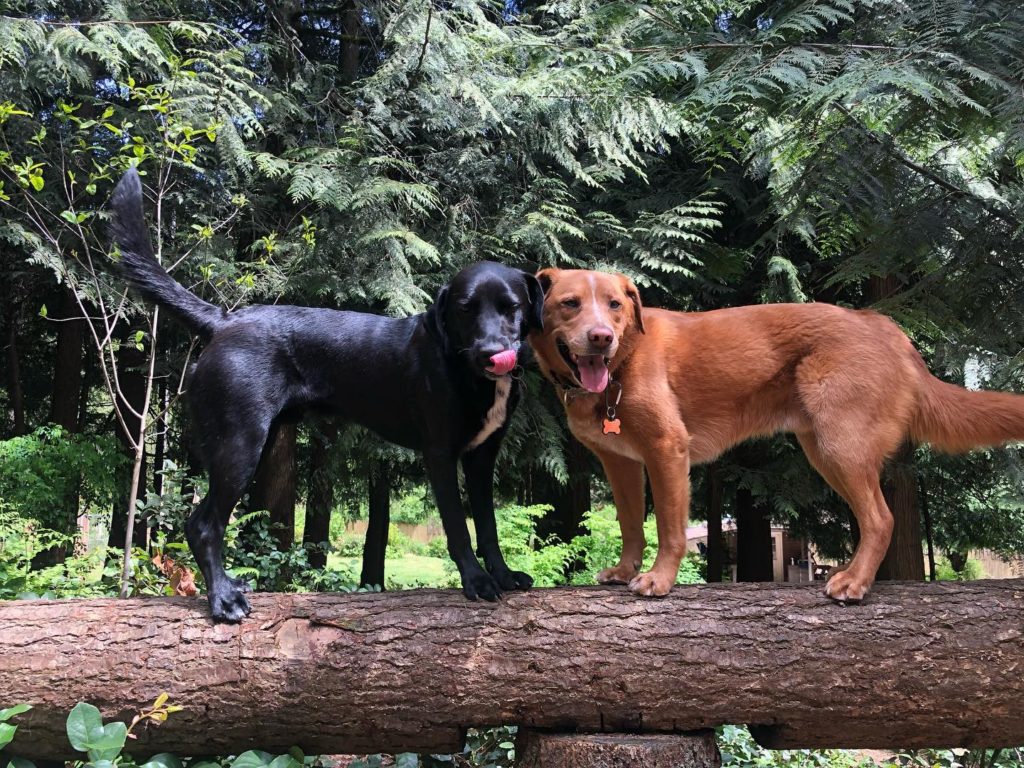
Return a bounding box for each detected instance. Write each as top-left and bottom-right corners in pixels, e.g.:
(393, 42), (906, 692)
(705, 462), (724, 583)
(516, 731), (720, 768)
(250, 420), (298, 551)
(48, 288), (85, 431)
(735, 488), (773, 582)
(304, 425), (336, 571)
(360, 468), (390, 588)
(877, 442), (925, 582)
(2, 581), (1024, 760)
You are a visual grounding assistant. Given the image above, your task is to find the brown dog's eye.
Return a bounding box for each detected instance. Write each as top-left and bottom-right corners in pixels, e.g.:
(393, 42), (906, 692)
(610, 300), (622, 309)
(561, 298), (581, 309)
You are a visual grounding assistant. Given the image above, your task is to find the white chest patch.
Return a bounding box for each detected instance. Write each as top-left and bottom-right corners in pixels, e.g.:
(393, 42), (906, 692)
(466, 378), (512, 451)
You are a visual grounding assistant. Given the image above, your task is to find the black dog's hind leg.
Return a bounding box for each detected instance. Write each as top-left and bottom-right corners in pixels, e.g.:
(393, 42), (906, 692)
(186, 420), (271, 622)
(423, 450), (503, 601)
(463, 442), (533, 591)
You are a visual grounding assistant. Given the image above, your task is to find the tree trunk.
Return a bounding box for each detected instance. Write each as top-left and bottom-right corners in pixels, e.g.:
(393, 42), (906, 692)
(152, 379), (168, 497)
(304, 424), (336, 570)
(516, 732), (720, 768)
(360, 466), (390, 588)
(3, 582), (1024, 760)
(735, 488), (773, 582)
(704, 462), (724, 583)
(107, 339), (149, 553)
(876, 442), (925, 581)
(4, 300), (26, 436)
(48, 288), (85, 432)
(250, 420), (298, 551)
(340, 1), (361, 83)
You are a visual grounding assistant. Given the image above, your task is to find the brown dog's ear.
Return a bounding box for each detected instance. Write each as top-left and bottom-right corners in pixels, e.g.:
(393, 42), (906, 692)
(536, 268), (559, 296)
(620, 276), (645, 334)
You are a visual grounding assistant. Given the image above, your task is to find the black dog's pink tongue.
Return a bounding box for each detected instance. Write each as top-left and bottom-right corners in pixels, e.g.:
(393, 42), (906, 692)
(577, 354), (608, 393)
(487, 349), (517, 376)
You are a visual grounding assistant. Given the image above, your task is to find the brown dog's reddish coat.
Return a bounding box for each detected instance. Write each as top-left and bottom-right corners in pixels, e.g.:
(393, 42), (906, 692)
(530, 268), (1024, 600)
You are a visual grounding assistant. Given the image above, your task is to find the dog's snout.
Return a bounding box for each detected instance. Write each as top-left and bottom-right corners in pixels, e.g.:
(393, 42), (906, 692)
(588, 326), (614, 350)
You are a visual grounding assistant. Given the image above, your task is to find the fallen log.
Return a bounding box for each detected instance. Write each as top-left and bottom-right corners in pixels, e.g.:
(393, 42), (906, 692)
(2, 581), (1023, 760)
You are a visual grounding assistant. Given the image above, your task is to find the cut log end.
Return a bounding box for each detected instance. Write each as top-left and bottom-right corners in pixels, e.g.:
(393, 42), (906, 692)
(516, 731), (721, 768)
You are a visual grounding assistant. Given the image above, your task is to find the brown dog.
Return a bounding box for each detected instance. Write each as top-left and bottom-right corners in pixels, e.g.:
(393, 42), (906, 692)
(529, 268), (1024, 601)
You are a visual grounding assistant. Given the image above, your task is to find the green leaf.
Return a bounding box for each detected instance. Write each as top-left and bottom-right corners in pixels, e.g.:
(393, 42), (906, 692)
(0, 704), (31, 722)
(7, 757), (36, 768)
(86, 721), (128, 762)
(66, 702), (102, 751)
(395, 754), (418, 768)
(230, 750), (275, 768)
(267, 755), (302, 768)
(65, 703), (126, 761)
(29, 174), (43, 191)
(140, 753), (184, 768)
(0, 722), (17, 750)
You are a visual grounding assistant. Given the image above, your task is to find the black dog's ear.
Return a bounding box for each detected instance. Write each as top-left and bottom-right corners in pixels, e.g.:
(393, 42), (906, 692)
(523, 271), (544, 331)
(536, 268), (558, 296)
(426, 284), (450, 351)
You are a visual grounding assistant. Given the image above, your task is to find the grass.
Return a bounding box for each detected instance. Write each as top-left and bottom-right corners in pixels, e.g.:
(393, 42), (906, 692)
(328, 552), (455, 589)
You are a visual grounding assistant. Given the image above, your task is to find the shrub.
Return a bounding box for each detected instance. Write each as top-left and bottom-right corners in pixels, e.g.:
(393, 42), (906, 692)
(0, 426), (124, 531)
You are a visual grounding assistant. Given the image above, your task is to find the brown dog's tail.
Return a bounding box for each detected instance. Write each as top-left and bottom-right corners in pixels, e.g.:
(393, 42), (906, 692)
(911, 369), (1024, 453)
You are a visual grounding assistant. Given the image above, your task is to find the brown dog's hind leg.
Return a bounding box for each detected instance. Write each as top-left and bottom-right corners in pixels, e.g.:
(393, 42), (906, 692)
(595, 451), (646, 585)
(796, 432), (894, 602)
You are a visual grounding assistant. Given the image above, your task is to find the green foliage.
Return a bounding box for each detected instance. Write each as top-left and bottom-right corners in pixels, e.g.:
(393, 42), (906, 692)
(225, 511), (358, 593)
(0, 703), (31, 752)
(719, 724), (874, 768)
(0, 426), (123, 531)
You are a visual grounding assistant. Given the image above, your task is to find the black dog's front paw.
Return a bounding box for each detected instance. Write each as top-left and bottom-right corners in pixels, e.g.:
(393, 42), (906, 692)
(462, 569), (503, 602)
(491, 567), (533, 592)
(208, 584), (252, 623)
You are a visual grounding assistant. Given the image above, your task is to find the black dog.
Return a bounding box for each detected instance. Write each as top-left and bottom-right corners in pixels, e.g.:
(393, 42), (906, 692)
(109, 168), (542, 622)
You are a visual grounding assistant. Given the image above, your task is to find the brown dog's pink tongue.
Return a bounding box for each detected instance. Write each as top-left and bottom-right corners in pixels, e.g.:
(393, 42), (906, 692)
(577, 354), (609, 393)
(487, 349), (517, 376)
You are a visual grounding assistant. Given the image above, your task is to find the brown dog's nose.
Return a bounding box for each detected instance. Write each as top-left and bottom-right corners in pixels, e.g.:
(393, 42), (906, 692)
(588, 326), (614, 350)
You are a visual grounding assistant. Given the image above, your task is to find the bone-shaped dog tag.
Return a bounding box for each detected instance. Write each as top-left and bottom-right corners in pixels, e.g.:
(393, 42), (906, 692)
(603, 418), (621, 435)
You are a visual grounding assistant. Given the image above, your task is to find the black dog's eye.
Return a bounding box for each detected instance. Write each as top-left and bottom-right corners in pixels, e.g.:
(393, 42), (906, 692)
(561, 298), (581, 309)
(610, 300), (622, 310)
(457, 301), (472, 313)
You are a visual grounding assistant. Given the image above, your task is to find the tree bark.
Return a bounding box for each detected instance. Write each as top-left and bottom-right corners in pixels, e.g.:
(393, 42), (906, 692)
(107, 338), (149, 553)
(4, 299), (26, 436)
(516, 732), (720, 768)
(304, 424), (336, 571)
(876, 442), (925, 581)
(48, 288), (85, 432)
(3, 582), (1024, 760)
(360, 465), (390, 588)
(250, 420), (298, 551)
(735, 488), (773, 582)
(705, 462), (724, 583)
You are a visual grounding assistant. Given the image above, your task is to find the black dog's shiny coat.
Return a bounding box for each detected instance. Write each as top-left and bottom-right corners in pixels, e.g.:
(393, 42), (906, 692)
(109, 169), (542, 622)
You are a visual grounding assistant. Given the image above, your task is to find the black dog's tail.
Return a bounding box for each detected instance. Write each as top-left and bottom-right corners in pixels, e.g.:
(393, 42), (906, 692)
(109, 168), (223, 339)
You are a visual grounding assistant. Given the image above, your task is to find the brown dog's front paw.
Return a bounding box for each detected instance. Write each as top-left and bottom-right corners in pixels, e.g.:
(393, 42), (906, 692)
(824, 569), (871, 603)
(597, 562), (639, 585)
(627, 570), (673, 597)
